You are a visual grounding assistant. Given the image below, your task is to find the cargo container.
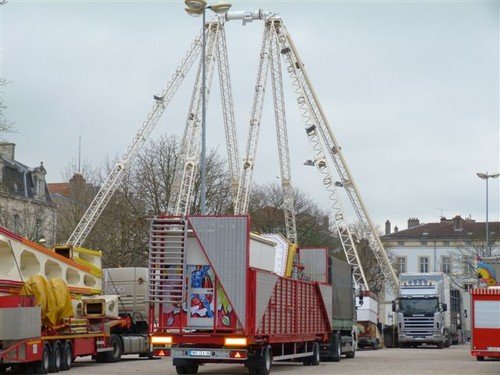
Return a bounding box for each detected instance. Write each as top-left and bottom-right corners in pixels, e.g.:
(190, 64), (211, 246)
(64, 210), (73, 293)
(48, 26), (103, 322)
(470, 287), (500, 361)
(148, 215), (356, 374)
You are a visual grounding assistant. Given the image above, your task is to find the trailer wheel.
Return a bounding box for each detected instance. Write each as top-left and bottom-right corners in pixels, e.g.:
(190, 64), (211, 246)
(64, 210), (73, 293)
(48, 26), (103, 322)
(34, 343), (51, 374)
(107, 335), (123, 362)
(332, 332), (341, 362)
(248, 345), (272, 375)
(175, 363), (199, 374)
(49, 341), (63, 373)
(345, 333), (356, 358)
(60, 342), (72, 371)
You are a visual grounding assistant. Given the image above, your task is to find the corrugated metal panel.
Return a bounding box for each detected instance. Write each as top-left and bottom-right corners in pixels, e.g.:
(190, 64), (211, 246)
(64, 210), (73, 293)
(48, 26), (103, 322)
(256, 271), (278, 329)
(472, 287), (500, 295)
(318, 283), (333, 326)
(257, 277), (329, 336)
(189, 216), (248, 329)
(299, 248), (327, 283)
(0, 307), (41, 340)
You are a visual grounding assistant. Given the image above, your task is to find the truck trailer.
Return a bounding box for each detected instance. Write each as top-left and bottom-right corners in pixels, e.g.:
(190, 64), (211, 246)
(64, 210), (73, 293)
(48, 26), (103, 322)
(0, 226), (151, 373)
(148, 215), (356, 374)
(392, 272), (459, 348)
(470, 287), (500, 360)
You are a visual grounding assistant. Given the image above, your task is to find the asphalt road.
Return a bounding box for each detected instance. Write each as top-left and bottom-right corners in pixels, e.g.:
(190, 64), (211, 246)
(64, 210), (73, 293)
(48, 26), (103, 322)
(65, 344), (499, 375)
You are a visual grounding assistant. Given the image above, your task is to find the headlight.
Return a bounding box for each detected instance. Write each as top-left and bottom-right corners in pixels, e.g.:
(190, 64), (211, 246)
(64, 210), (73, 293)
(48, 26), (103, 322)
(151, 336), (173, 345)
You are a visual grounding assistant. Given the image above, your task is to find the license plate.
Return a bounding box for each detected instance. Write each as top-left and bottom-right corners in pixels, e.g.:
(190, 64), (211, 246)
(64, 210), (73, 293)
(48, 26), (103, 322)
(487, 347), (500, 352)
(189, 350), (211, 357)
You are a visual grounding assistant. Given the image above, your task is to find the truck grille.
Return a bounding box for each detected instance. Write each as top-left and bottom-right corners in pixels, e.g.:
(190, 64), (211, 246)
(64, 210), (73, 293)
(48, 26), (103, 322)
(402, 317), (434, 337)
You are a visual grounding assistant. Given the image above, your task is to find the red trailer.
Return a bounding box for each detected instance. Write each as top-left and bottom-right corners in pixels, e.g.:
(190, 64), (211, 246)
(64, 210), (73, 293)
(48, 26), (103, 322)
(0, 294), (135, 373)
(148, 216), (342, 374)
(470, 287), (500, 361)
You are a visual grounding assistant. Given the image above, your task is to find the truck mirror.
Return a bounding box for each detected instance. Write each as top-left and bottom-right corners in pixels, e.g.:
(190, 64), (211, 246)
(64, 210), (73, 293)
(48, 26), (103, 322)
(442, 303), (447, 312)
(392, 300), (396, 312)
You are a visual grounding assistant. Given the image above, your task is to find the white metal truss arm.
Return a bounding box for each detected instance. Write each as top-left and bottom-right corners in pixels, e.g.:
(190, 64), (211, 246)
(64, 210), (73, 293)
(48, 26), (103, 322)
(216, 26), (240, 206)
(277, 21), (399, 294)
(67, 32), (203, 247)
(169, 21), (220, 216)
(269, 27), (297, 244)
(269, 19), (367, 288)
(234, 23), (272, 215)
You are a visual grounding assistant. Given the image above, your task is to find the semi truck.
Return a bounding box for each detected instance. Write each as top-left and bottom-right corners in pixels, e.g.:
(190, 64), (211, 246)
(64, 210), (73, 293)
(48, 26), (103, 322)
(148, 215), (357, 374)
(392, 272), (459, 348)
(0, 226), (151, 373)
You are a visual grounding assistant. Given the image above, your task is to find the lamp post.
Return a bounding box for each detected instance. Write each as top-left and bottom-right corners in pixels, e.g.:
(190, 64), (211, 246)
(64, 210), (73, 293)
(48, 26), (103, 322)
(476, 172), (500, 249)
(184, 0), (231, 214)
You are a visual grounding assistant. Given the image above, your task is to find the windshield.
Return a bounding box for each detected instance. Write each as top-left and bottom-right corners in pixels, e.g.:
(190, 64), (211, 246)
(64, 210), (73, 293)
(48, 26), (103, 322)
(399, 298), (439, 314)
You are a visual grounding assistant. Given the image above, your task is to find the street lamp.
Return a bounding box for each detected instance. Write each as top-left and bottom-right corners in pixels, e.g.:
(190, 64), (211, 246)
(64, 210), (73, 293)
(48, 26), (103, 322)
(185, 0), (231, 214)
(476, 172), (500, 248)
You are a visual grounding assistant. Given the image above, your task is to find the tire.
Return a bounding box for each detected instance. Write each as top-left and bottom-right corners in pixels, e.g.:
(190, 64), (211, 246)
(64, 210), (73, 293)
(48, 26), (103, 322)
(345, 335), (356, 359)
(107, 335), (123, 363)
(332, 332), (341, 362)
(175, 364), (199, 374)
(437, 342), (444, 349)
(60, 342), (72, 371)
(34, 343), (51, 374)
(262, 346), (272, 375)
(49, 341), (62, 373)
(310, 342), (320, 366)
(476, 356), (485, 361)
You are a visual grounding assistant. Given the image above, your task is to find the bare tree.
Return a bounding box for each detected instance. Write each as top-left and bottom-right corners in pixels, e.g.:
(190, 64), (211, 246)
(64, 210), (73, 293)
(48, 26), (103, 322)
(0, 79), (14, 139)
(53, 162), (100, 244)
(248, 182), (340, 249)
(52, 135), (234, 267)
(450, 232), (500, 289)
(350, 223), (387, 295)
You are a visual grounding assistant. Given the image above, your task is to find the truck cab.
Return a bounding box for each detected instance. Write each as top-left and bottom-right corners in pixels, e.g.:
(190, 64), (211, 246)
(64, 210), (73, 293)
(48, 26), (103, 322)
(393, 273), (452, 349)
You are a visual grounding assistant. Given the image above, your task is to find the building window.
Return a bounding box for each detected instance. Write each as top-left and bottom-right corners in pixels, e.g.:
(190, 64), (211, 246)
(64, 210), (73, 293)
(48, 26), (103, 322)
(420, 241), (428, 245)
(443, 241), (450, 247)
(463, 257), (475, 276)
(419, 257), (429, 273)
(396, 257), (407, 275)
(397, 241), (405, 246)
(441, 256), (451, 274)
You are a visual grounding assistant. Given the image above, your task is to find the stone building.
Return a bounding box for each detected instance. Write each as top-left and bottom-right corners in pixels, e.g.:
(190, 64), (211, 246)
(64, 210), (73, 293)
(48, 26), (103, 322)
(0, 142), (56, 245)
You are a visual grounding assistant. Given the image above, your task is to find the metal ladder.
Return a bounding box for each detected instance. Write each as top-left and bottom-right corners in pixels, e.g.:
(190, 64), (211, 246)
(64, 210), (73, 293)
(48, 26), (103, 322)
(148, 217), (187, 304)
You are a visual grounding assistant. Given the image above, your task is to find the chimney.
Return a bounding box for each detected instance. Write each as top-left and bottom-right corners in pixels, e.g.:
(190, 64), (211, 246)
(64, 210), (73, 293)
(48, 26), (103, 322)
(407, 217), (420, 229)
(394, 226), (399, 233)
(0, 143), (15, 161)
(453, 215), (463, 231)
(385, 220), (391, 235)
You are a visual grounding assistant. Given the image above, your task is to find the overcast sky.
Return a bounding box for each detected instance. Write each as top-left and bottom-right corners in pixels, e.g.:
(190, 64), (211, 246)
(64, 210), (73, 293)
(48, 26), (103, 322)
(1, 0), (499, 231)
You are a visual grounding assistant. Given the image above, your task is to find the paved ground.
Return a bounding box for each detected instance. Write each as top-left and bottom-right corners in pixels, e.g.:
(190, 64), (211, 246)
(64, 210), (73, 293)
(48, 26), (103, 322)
(66, 344), (499, 375)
